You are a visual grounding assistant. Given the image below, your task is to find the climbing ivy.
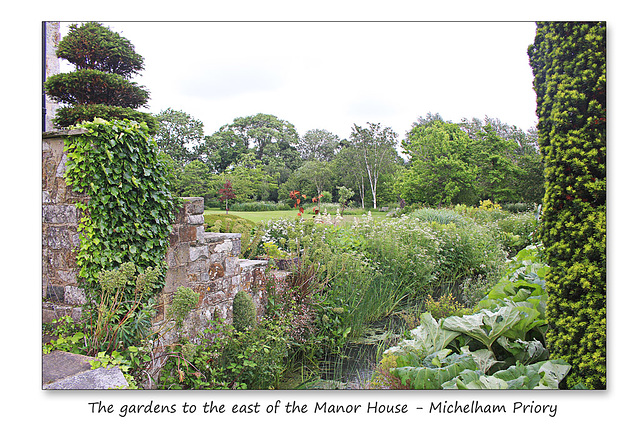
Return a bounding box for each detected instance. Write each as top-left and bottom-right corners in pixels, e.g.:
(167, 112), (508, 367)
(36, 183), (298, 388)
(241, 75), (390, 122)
(64, 118), (179, 300)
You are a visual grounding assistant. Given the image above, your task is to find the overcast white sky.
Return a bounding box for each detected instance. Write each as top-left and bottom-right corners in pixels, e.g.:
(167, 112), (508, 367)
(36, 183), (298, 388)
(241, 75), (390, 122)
(60, 21), (538, 140)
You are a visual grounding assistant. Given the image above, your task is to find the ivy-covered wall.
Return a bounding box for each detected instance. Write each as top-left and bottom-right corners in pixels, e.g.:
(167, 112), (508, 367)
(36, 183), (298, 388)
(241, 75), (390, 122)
(42, 125), (270, 343)
(528, 21), (606, 389)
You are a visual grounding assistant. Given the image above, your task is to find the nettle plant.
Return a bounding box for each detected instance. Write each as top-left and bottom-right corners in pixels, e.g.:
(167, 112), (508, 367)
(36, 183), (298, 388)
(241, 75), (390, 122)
(64, 118), (178, 313)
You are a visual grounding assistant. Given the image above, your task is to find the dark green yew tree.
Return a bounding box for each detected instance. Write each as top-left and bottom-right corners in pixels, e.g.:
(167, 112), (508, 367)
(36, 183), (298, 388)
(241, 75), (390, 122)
(528, 22), (606, 389)
(45, 22), (157, 133)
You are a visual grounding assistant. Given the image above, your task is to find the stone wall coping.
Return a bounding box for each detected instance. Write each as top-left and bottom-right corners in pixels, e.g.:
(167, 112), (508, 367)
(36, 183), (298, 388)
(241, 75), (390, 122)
(42, 128), (88, 139)
(204, 232), (241, 243)
(238, 259), (269, 268)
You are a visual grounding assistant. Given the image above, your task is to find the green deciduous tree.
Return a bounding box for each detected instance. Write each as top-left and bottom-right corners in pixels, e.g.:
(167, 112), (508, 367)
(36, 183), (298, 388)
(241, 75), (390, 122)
(528, 21), (606, 389)
(219, 153), (277, 203)
(219, 113), (301, 167)
(297, 129), (341, 161)
(398, 120), (477, 206)
(202, 129), (249, 174)
(461, 116), (545, 204)
(349, 123), (399, 209)
(175, 160), (215, 205)
(154, 108), (205, 167)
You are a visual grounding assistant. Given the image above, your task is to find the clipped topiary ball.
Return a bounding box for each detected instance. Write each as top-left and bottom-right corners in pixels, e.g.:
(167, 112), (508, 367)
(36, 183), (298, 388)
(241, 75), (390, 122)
(232, 290), (257, 332)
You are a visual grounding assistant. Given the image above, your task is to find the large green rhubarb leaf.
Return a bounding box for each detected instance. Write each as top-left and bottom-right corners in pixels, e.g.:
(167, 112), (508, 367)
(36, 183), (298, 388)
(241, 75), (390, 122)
(392, 352), (477, 390)
(441, 306), (522, 350)
(385, 312), (460, 366)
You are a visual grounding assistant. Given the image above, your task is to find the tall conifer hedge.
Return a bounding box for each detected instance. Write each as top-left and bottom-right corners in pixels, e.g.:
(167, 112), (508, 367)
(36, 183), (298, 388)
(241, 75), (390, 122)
(528, 22), (606, 389)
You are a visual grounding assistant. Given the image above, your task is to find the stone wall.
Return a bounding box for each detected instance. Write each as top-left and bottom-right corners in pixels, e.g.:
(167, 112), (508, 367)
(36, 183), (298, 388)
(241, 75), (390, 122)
(42, 130), (88, 322)
(42, 131), (270, 342)
(151, 197), (269, 341)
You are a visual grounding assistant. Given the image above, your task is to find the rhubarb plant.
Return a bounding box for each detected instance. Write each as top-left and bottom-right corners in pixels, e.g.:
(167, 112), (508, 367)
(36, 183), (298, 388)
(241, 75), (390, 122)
(381, 245), (572, 389)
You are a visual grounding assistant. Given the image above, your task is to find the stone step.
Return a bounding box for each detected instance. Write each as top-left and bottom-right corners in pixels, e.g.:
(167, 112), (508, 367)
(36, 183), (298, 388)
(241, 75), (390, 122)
(42, 351), (129, 390)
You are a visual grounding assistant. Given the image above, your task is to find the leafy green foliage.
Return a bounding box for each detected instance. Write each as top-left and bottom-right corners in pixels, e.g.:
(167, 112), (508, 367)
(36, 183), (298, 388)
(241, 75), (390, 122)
(410, 207), (465, 225)
(53, 104), (157, 134)
(153, 108), (205, 166)
(378, 246), (571, 390)
(83, 262), (161, 354)
(43, 316), (85, 355)
(398, 117), (544, 207)
(63, 118), (178, 298)
(158, 318), (289, 390)
(423, 294), (471, 320)
(528, 21), (606, 389)
(168, 286), (200, 330)
(398, 120), (477, 206)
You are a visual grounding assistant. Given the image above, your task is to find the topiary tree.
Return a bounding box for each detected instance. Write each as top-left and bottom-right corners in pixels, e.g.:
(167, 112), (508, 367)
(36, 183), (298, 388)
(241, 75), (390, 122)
(232, 291), (257, 333)
(44, 22), (157, 133)
(528, 22), (606, 389)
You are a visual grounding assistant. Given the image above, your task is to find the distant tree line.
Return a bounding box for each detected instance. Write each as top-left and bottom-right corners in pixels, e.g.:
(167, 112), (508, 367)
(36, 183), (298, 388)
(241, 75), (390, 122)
(156, 108), (544, 210)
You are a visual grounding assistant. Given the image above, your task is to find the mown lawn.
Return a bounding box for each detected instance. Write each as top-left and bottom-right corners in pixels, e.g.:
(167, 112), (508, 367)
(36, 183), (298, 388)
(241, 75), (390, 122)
(204, 207), (389, 224)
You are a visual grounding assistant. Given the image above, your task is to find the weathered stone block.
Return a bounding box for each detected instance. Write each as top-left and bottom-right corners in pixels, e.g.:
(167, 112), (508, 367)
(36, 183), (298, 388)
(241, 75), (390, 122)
(176, 242), (190, 265)
(179, 225), (197, 243)
(188, 214), (204, 225)
(231, 238), (241, 256)
(46, 226), (76, 250)
(187, 258), (208, 275)
(189, 245), (208, 262)
(212, 240), (233, 254)
(165, 247), (178, 268)
(196, 225), (205, 244)
(46, 284), (65, 302)
(225, 256), (239, 276)
(43, 205), (78, 224)
(209, 262), (225, 279)
(168, 226), (180, 247)
(55, 152), (68, 178)
(65, 285), (86, 305)
(184, 197), (205, 215)
(57, 270), (77, 285)
(164, 266), (186, 294)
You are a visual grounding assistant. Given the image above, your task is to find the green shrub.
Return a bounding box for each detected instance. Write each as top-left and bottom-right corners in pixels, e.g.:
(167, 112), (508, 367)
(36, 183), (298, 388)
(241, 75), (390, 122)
(430, 221), (507, 305)
(204, 213), (258, 256)
(228, 201), (291, 211)
(232, 291), (257, 333)
(528, 21), (606, 389)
